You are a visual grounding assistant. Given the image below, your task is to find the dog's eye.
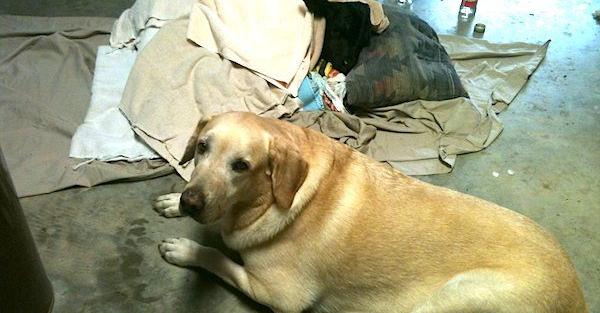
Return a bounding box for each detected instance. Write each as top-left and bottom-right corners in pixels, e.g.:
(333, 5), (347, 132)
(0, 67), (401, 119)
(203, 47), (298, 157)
(231, 159), (250, 172)
(197, 140), (208, 154)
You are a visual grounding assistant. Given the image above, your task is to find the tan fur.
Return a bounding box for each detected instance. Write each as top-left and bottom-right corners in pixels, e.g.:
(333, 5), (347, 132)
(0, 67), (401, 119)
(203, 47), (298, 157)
(163, 112), (587, 313)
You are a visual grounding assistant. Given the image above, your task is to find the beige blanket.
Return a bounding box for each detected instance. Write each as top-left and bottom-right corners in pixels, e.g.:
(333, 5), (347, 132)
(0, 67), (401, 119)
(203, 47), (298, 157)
(187, 0), (313, 95)
(0, 16), (174, 197)
(120, 18), (549, 180)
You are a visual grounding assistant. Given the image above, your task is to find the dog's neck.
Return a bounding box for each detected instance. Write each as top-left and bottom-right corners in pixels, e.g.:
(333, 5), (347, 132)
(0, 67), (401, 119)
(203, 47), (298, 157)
(220, 135), (336, 251)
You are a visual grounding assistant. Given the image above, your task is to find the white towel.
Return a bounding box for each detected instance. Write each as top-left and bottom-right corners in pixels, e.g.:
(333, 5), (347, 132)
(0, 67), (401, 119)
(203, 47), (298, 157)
(69, 45), (159, 161)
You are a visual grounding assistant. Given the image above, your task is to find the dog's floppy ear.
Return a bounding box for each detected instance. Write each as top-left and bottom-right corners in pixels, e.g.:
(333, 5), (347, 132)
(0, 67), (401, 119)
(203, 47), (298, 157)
(269, 136), (309, 210)
(179, 116), (211, 165)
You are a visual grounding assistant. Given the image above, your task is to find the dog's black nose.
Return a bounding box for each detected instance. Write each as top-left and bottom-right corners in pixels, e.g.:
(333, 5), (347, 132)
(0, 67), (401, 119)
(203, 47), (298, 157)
(180, 188), (204, 215)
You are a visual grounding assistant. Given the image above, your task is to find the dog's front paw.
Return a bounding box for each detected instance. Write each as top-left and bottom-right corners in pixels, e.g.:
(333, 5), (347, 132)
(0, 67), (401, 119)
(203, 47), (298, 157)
(159, 237), (202, 267)
(153, 193), (183, 217)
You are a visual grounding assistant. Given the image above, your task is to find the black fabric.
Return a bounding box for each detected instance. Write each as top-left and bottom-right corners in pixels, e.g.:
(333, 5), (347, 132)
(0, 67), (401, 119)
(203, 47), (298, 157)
(304, 0), (374, 74)
(345, 6), (469, 110)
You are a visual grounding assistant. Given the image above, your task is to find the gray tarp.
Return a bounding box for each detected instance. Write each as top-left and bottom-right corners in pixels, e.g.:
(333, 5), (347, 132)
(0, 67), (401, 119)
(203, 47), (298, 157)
(0, 16), (174, 197)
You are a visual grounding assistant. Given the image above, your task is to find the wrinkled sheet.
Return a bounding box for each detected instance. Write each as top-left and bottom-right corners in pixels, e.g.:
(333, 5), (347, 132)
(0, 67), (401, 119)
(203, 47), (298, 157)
(0, 15), (174, 197)
(120, 17), (548, 179)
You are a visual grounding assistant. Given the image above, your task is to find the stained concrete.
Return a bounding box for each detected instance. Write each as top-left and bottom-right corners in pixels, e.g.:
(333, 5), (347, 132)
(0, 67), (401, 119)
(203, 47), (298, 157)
(2, 0), (599, 312)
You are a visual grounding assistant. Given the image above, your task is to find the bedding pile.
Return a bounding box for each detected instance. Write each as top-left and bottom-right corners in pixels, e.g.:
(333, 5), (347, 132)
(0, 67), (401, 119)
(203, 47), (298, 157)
(0, 1), (549, 197)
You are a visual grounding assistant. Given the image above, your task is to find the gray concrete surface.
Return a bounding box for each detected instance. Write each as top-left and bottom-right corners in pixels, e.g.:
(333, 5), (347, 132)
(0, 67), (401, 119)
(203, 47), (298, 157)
(2, 0), (599, 312)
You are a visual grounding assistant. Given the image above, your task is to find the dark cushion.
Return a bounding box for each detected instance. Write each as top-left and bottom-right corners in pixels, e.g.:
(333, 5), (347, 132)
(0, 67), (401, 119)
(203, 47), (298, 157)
(345, 6), (468, 110)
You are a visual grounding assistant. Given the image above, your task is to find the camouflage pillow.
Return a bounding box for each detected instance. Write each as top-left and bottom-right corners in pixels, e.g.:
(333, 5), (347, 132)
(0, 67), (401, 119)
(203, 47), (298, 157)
(345, 7), (468, 110)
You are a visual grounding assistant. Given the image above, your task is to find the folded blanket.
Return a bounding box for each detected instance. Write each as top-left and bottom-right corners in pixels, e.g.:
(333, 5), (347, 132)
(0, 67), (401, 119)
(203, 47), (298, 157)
(187, 0), (313, 95)
(68, 0), (385, 164)
(0, 15), (173, 197)
(120, 19), (301, 180)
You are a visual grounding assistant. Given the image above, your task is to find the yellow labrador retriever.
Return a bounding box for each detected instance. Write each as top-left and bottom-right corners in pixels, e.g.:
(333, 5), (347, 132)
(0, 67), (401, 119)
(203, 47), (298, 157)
(154, 112), (587, 313)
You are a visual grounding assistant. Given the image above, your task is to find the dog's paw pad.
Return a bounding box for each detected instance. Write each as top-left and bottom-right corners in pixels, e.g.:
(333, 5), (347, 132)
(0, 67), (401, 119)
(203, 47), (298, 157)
(158, 237), (201, 266)
(153, 193), (183, 217)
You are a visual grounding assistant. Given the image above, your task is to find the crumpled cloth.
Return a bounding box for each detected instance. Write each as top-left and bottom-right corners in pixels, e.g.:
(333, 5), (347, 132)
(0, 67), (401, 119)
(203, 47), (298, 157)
(308, 72), (347, 112)
(121, 20), (548, 178)
(287, 97), (499, 175)
(110, 0), (317, 96)
(109, 0), (388, 95)
(0, 15), (174, 197)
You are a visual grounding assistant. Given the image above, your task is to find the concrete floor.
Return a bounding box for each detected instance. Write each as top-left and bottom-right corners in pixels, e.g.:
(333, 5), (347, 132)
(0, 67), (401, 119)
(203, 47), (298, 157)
(2, 0), (599, 312)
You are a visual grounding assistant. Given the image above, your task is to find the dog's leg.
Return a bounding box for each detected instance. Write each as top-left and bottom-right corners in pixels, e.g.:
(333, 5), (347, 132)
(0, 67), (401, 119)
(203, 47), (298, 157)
(153, 193), (184, 217)
(159, 238), (306, 312)
(158, 238), (255, 296)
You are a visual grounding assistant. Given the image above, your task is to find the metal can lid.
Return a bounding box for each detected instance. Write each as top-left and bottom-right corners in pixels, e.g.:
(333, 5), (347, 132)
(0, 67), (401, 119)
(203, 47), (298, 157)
(474, 23), (486, 33)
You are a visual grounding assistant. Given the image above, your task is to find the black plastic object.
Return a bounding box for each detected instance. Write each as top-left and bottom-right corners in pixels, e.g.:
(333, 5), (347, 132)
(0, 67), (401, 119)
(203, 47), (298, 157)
(0, 145), (54, 313)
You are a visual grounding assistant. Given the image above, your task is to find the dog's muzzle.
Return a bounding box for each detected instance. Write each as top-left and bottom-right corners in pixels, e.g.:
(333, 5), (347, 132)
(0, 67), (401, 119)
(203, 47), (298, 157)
(180, 188), (205, 216)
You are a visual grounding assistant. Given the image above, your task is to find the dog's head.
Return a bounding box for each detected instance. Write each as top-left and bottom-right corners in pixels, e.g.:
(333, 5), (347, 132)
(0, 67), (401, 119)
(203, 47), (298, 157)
(178, 112), (309, 225)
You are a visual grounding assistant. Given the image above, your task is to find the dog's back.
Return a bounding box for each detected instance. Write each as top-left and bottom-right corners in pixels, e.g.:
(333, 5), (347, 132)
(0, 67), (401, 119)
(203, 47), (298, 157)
(254, 121), (588, 312)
